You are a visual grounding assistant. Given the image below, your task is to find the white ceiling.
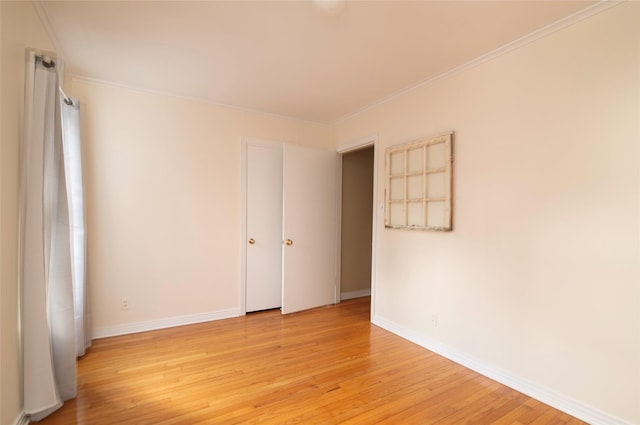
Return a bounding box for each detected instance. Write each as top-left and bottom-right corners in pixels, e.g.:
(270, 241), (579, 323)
(40, 0), (594, 123)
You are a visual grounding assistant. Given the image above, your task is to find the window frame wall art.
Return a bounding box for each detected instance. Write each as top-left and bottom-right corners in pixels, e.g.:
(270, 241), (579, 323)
(384, 132), (453, 231)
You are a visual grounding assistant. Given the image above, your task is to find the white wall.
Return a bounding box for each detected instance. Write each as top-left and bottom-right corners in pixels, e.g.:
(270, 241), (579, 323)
(335, 3), (639, 424)
(1, 2), (56, 424)
(67, 78), (334, 337)
(12, 2), (637, 424)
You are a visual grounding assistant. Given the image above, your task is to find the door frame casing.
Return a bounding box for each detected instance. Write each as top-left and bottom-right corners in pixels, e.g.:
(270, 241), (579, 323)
(336, 135), (378, 320)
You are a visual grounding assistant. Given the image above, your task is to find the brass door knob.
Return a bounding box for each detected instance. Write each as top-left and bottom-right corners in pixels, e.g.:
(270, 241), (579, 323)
(284, 239), (293, 246)
(248, 238), (255, 245)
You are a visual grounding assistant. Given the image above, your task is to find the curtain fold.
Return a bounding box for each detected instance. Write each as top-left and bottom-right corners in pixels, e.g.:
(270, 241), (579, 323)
(22, 51), (88, 421)
(61, 96), (91, 357)
(22, 51), (64, 421)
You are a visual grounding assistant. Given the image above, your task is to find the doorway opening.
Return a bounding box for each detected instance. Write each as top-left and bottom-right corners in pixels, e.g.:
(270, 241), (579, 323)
(339, 144), (375, 303)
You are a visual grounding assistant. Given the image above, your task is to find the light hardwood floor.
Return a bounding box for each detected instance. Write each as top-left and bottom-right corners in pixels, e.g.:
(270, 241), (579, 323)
(37, 297), (586, 424)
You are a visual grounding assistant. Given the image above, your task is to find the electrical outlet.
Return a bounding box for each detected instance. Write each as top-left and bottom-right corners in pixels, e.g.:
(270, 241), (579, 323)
(431, 313), (438, 327)
(121, 298), (130, 311)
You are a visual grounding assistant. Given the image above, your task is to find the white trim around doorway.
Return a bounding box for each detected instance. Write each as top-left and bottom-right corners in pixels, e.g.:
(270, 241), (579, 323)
(336, 134), (378, 320)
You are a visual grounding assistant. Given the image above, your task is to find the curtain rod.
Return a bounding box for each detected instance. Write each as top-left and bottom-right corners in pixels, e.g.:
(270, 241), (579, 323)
(35, 53), (74, 106)
(60, 89), (73, 106)
(36, 54), (55, 69)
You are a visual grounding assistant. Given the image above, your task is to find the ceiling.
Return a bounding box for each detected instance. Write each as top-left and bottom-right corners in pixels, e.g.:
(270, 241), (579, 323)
(39, 1), (594, 124)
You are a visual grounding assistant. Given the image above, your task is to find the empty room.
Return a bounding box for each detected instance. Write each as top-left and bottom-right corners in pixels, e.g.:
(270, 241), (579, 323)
(1, 1), (638, 425)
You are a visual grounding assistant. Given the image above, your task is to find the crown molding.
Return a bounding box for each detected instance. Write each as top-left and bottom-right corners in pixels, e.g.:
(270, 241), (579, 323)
(335, 0), (624, 125)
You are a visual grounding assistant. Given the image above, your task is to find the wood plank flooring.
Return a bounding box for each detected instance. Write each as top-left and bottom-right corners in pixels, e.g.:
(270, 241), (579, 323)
(37, 297), (586, 424)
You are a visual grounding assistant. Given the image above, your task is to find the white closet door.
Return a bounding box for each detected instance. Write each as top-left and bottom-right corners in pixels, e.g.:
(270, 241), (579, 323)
(246, 144), (283, 312)
(282, 144), (337, 314)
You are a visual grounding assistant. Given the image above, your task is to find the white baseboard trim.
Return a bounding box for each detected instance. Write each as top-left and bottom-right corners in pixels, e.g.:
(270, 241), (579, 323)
(13, 412), (29, 425)
(372, 315), (634, 425)
(93, 308), (241, 339)
(340, 289), (371, 301)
